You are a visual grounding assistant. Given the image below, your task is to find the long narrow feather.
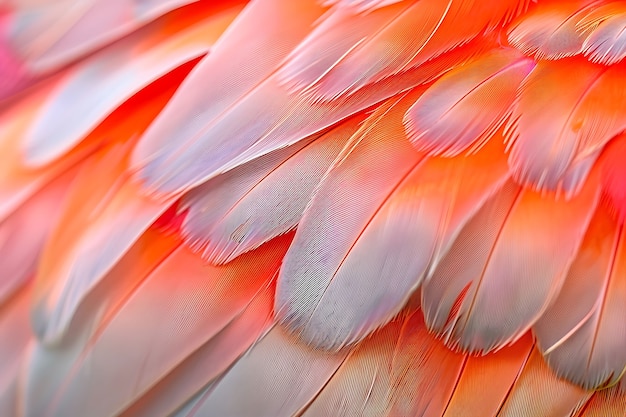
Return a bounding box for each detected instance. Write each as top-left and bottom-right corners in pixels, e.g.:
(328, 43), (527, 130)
(534, 203), (626, 389)
(508, 58), (626, 196)
(275, 93), (428, 350)
(181, 116), (362, 264)
(422, 173), (599, 353)
(405, 49), (534, 157)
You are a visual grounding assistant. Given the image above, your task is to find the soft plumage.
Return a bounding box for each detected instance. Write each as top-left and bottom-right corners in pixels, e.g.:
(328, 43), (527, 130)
(1, 0), (626, 416)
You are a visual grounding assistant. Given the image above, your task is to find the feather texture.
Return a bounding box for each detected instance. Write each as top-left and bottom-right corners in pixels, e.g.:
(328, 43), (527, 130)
(507, 0), (597, 60)
(22, 2), (239, 167)
(422, 174), (599, 353)
(276, 93), (429, 350)
(534, 203), (626, 389)
(600, 133), (626, 221)
(119, 283), (275, 417)
(181, 116), (362, 264)
(4, 0), (200, 73)
(508, 58), (626, 196)
(405, 49), (534, 157)
(31, 144), (173, 345)
(497, 348), (591, 417)
(24, 235), (292, 417)
(303, 0), (530, 100)
(579, 2), (626, 65)
(132, 0), (327, 194)
(576, 385), (626, 417)
(3, 0), (626, 415)
(176, 326), (348, 417)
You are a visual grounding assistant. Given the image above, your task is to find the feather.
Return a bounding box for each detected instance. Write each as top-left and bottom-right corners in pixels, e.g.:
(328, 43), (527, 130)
(118, 283), (275, 417)
(22, 1), (240, 167)
(181, 116), (362, 264)
(26, 52), (206, 345)
(131, 28), (486, 197)
(0, 168), (74, 305)
(131, 0), (327, 193)
(576, 384), (626, 416)
(600, 132), (626, 221)
(422, 173), (599, 353)
(386, 310), (466, 417)
(497, 348), (592, 417)
(442, 334), (534, 417)
(23, 235), (292, 417)
(175, 326), (348, 417)
(302, 320), (404, 417)
(404, 49), (534, 157)
(534, 203), (626, 389)
(402, 135), (513, 275)
(305, 308), (535, 417)
(4, 0), (203, 74)
(31, 143), (174, 345)
(276, 92), (430, 351)
(306, 0), (529, 100)
(321, 0), (404, 13)
(579, 2), (626, 65)
(278, 1), (414, 94)
(0, 78), (80, 220)
(507, 0), (597, 60)
(0, 284), (33, 416)
(508, 58), (626, 196)
(0, 55), (192, 220)
(22, 228), (181, 417)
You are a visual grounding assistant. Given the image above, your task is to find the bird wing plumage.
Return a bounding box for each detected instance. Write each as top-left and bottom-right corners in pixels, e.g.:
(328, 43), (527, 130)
(1, 0), (626, 416)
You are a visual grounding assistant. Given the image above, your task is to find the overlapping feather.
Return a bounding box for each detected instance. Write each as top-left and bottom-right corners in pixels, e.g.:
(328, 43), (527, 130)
(2, 1), (626, 416)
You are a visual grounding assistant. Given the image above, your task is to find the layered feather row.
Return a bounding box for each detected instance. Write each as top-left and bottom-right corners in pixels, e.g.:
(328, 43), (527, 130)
(1, 0), (626, 415)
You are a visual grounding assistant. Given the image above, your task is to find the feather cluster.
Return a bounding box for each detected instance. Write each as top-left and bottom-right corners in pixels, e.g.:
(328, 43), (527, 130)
(1, 0), (626, 416)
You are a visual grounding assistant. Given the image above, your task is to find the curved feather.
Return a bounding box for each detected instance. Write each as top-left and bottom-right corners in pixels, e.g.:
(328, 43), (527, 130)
(442, 333), (534, 417)
(507, 0), (598, 60)
(302, 319), (404, 417)
(131, 0), (326, 193)
(23, 235), (291, 417)
(28, 60), (200, 345)
(0, 169), (74, 304)
(308, 0), (529, 100)
(176, 326), (348, 417)
(31, 144), (173, 345)
(22, 1), (240, 167)
(118, 283), (275, 417)
(600, 132), (626, 221)
(0, 58), (191, 221)
(576, 385), (626, 417)
(579, 2), (626, 65)
(181, 116), (361, 264)
(405, 49), (534, 157)
(386, 310), (466, 417)
(508, 58), (626, 196)
(388, 313), (537, 417)
(134, 24), (488, 196)
(0, 78), (83, 220)
(4, 0), (201, 73)
(278, 2), (409, 93)
(321, 0), (404, 13)
(0, 284), (33, 416)
(422, 174), (599, 353)
(534, 203), (626, 389)
(497, 348), (591, 417)
(276, 93), (430, 350)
